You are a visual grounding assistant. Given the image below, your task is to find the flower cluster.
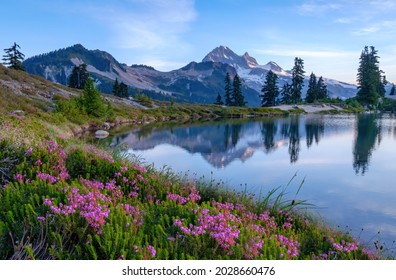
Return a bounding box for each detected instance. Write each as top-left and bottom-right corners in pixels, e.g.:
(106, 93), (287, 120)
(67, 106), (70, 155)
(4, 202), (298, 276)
(274, 234), (300, 258)
(172, 199), (302, 259)
(13, 173), (26, 184)
(44, 186), (111, 232)
(331, 239), (359, 253)
(37, 171), (58, 184)
(84, 146), (115, 163)
(173, 202), (241, 253)
(133, 245), (156, 259)
(120, 203), (144, 228)
(167, 187), (201, 205)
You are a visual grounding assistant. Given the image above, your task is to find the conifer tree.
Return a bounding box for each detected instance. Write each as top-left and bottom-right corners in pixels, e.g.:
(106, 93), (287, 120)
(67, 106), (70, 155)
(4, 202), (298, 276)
(119, 81), (129, 98)
(69, 64), (89, 89)
(232, 74), (245, 107)
(316, 76), (328, 100)
(261, 70), (279, 107)
(2, 42), (25, 71)
(224, 72), (232, 106)
(112, 78), (120, 97)
(305, 72), (318, 103)
(356, 46), (385, 108)
(290, 57), (305, 104)
(214, 93), (224, 105)
(280, 83), (292, 104)
(81, 78), (106, 117)
(378, 75), (387, 98)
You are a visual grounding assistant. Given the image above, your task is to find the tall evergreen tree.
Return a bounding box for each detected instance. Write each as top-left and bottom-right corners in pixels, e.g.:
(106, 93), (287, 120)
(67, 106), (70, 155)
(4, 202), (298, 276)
(261, 70), (279, 107)
(69, 64), (89, 89)
(214, 92), (224, 105)
(379, 75), (387, 98)
(224, 72), (233, 106)
(2, 42), (25, 71)
(305, 72), (318, 103)
(290, 57), (305, 104)
(356, 46), (385, 108)
(232, 74), (245, 107)
(119, 81), (129, 98)
(280, 83), (292, 104)
(390, 84), (395, 96)
(81, 78), (106, 117)
(112, 78), (120, 97)
(316, 76), (328, 100)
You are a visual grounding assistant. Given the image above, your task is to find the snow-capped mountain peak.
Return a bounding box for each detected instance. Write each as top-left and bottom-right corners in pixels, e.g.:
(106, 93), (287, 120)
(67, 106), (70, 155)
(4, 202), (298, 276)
(263, 61), (283, 72)
(242, 52), (258, 68)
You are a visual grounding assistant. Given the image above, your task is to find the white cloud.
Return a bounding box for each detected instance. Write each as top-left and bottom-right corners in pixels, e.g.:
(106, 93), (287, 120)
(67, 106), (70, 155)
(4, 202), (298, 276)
(298, 1), (340, 15)
(255, 48), (355, 59)
(136, 58), (186, 70)
(81, 0), (197, 50)
(335, 17), (354, 24)
(352, 20), (396, 36)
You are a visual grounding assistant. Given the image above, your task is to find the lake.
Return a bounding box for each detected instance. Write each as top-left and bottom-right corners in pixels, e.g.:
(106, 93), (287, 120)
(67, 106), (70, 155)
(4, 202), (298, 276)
(109, 114), (396, 253)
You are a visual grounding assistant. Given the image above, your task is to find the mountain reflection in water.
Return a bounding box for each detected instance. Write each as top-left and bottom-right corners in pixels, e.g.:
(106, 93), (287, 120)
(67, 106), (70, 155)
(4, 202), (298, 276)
(111, 114), (388, 175)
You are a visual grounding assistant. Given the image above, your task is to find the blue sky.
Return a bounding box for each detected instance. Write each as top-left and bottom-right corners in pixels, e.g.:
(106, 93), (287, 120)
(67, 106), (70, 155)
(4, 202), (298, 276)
(2, 0), (396, 84)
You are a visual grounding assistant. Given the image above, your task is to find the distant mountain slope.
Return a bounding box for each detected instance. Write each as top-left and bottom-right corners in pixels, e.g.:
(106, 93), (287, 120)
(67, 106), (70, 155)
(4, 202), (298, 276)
(23, 44), (359, 106)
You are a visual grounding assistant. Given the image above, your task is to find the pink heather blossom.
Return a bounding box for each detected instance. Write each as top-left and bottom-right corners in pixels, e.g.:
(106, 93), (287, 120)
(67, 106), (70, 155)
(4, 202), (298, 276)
(332, 240), (359, 253)
(37, 172), (57, 184)
(130, 180), (137, 187)
(120, 166), (128, 173)
(13, 173), (26, 184)
(25, 148), (33, 155)
(136, 174), (146, 183)
(43, 198), (53, 206)
(188, 188), (201, 203)
(129, 191), (138, 198)
(283, 222), (292, 229)
(146, 245), (156, 258)
(134, 164), (147, 174)
(45, 140), (60, 154)
(45, 186), (112, 232)
(275, 234), (300, 258)
(37, 216), (46, 221)
(121, 204), (144, 227)
(35, 159), (43, 166)
(167, 193), (188, 205)
(85, 146), (115, 163)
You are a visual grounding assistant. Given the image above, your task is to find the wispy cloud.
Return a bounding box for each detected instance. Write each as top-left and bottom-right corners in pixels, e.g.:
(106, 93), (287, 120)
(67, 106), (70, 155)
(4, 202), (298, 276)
(352, 20), (396, 36)
(81, 0), (197, 50)
(298, 1), (341, 15)
(255, 48), (355, 59)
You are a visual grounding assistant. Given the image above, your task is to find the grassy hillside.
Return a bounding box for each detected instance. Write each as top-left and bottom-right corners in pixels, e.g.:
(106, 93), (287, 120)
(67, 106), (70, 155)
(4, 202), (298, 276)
(0, 66), (386, 260)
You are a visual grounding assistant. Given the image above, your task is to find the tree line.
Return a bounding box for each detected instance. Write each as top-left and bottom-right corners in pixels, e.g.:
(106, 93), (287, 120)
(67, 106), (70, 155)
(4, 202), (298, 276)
(1, 42), (393, 110)
(216, 46), (392, 109)
(214, 72), (246, 107)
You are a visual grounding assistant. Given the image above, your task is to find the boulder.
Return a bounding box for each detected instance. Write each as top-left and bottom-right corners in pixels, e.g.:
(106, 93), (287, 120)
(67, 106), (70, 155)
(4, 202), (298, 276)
(95, 130), (110, 139)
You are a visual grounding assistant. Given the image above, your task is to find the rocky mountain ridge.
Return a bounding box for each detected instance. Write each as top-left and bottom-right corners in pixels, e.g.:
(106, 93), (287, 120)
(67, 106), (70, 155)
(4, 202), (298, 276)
(23, 44), (359, 106)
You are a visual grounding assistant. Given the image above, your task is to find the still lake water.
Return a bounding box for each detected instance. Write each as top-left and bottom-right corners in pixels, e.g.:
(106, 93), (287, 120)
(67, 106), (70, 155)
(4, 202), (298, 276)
(109, 114), (396, 251)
